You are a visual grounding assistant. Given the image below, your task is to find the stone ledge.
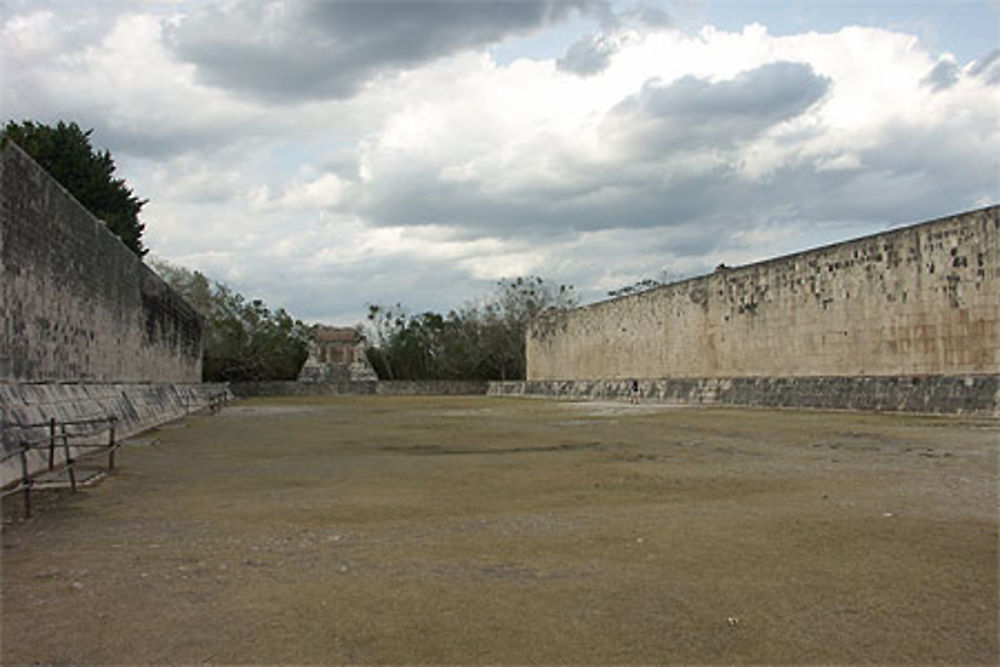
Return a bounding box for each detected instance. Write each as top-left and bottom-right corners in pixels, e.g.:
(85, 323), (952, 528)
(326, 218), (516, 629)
(230, 380), (490, 398)
(488, 375), (1000, 416)
(1, 382), (231, 488)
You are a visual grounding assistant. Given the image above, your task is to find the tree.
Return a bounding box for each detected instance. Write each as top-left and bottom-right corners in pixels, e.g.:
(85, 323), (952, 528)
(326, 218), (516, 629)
(607, 269), (674, 298)
(365, 276), (577, 381)
(2, 120), (148, 256)
(485, 276), (578, 379)
(152, 260), (311, 382)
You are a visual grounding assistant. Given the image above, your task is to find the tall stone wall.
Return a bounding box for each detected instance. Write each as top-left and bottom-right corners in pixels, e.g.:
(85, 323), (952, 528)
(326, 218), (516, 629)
(528, 206), (999, 381)
(0, 142), (202, 383)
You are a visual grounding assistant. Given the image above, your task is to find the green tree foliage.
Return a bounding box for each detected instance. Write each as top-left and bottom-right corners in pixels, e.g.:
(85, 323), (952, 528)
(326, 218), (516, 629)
(366, 276), (577, 381)
(152, 260), (311, 382)
(2, 120), (148, 256)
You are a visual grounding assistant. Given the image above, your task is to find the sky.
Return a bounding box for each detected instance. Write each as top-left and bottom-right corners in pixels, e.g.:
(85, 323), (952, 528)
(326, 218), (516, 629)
(3, 0), (998, 326)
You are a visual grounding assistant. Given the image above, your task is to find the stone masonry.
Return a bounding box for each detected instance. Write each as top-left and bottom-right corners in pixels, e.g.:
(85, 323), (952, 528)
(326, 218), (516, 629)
(528, 206), (998, 382)
(1, 142), (203, 383)
(297, 325), (377, 383)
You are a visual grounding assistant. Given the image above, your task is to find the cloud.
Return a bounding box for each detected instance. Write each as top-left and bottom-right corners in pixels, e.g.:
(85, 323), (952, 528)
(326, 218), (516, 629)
(557, 32), (620, 75)
(166, 0), (603, 102)
(4, 2), (997, 325)
(626, 3), (673, 29)
(602, 61), (831, 155)
(922, 58), (959, 90)
(1, 9), (278, 161)
(0, 1), (124, 58)
(556, 1), (676, 77)
(351, 60), (834, 238)
(969, 48), (1000, 85)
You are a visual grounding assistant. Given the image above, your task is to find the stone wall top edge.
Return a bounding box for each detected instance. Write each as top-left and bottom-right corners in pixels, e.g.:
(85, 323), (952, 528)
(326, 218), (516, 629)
(0, 381), (227, 387)
(2, 141), (204, 325)
(548, 204), (998, 319)
(512, 372), (1000, 381)
(139, 263), (205, 326)
(1, 141), (132, 255)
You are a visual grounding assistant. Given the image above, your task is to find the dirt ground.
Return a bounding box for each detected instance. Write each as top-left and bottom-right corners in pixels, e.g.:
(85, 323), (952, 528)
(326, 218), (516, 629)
(2, 395), (997, 664)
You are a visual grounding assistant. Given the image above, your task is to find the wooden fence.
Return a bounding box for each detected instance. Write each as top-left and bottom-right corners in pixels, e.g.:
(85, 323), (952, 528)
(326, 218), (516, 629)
(1, 415), (119, 518)
(0, 391), (228, 518)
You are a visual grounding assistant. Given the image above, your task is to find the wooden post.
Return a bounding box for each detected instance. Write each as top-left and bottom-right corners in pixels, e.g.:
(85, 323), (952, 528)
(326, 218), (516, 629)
(107, 417), (116, 470)
(48, 417), (56, 470)
(20, 444), (31, 518)
(61, 423), (76, 492)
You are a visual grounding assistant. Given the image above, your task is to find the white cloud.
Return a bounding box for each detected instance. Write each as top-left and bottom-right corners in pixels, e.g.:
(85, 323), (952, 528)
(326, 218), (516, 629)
(278, 173), (355, 210)
(2, 10), (59, 58)
(2, 2), (997, 326)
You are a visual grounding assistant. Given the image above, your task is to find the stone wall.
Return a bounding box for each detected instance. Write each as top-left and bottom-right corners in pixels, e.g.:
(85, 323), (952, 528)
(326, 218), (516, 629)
(490, 375), (1000, 416)
(230, 380), (490, 398)
(528, 207), (999, 382)
(231, 381), (375, 397)
(374, 380), (490, 395)
(1, 143), (202, 383)
(0, 382), (231, 487)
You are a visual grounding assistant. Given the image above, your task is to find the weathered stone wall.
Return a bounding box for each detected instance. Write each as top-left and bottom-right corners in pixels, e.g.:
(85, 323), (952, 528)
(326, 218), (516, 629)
(0, 143), (202, 383)
(231, 381), (375, 397)
(230, 380), (490, 398)
(374, 380), (490, 395)
(490, 375), (1000, 416)
(0, 382), (231, 487)
(528, 206), (999, 381)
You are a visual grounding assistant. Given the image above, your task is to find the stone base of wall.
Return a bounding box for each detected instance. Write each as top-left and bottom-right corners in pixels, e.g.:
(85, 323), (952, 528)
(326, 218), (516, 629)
(1, 382), (231, 488)
(374, 381), (490, 396)
(489, 375), (1000, 416)
(230, 380), (490, 398)
(230, 381), (372, 397)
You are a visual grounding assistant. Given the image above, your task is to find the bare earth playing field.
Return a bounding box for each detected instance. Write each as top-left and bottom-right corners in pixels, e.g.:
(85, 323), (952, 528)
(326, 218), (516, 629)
(2, 396), (997, 664)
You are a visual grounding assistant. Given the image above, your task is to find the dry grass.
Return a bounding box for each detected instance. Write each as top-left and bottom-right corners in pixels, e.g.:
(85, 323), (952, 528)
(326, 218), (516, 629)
(2, 395), (997, 664)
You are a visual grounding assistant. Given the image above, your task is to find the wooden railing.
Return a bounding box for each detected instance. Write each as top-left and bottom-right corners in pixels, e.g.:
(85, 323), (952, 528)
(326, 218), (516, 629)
(1, 415), (120, 518)
(207, 391), (229, 413)
(1, 391), (230, 519)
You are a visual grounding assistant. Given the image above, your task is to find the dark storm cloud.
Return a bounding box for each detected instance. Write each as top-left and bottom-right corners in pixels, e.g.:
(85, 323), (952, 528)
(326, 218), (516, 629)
(603, 62), (831, 155)
(166, 0), (604, 102)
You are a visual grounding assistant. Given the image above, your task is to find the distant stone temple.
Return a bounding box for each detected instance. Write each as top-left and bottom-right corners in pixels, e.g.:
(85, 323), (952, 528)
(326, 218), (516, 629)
(297, 326), (378, 383)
